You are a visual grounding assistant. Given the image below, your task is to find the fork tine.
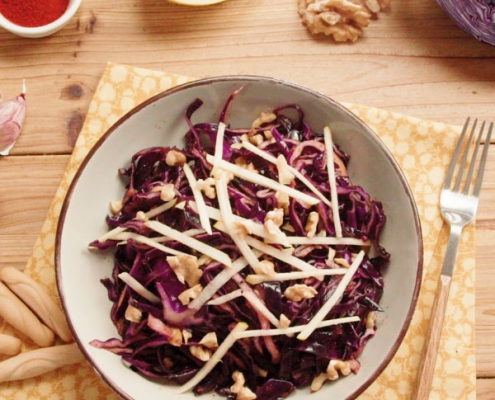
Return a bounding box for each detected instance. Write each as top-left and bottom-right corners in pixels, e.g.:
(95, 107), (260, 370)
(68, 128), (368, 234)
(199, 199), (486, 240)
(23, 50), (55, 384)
(444, 117), (472, 191)
(473, 121), (493, 198)
(453, 118), (478, 192)
(463, 120), (485, 195)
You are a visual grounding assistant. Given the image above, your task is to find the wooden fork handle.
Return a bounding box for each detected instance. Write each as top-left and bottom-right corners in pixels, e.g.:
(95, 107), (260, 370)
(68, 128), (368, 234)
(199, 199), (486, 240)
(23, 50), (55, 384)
(411, 274), (452, 400)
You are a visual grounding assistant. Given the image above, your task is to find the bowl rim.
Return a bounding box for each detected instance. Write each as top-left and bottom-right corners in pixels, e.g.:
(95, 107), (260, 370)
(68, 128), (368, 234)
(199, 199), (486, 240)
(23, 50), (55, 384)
(56, 75), (423, 400)
(0, 0), (81, 36)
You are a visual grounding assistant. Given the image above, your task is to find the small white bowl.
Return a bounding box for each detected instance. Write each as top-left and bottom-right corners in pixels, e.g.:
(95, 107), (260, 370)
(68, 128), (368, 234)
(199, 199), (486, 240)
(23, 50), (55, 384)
(0, 0), (82, 38)
(168, 0), (229, 5)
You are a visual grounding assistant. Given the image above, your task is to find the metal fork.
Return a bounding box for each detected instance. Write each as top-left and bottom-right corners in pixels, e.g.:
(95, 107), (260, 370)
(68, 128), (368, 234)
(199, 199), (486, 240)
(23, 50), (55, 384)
(411, 118), (493, 400)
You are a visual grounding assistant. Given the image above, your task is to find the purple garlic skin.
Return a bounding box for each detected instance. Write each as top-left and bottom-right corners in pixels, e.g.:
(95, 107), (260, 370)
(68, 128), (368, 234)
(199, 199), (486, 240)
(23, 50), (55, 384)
(0, 91), (26, 156)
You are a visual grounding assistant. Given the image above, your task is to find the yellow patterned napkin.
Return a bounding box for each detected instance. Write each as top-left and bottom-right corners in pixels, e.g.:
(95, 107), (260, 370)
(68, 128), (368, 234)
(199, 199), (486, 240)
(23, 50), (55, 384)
(0, 62), (475, 399)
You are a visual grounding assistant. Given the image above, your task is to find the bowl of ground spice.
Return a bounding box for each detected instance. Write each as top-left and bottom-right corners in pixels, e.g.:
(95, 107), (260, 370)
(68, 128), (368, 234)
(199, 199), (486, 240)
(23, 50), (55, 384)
(0, 0), (82, 38)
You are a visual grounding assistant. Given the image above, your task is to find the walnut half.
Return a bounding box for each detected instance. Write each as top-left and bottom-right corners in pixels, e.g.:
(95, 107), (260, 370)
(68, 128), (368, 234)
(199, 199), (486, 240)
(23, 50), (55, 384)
(298, 0), (392, 42)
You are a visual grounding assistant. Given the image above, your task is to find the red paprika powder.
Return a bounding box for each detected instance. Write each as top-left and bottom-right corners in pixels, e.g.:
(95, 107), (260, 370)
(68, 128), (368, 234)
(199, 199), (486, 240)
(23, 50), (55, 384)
(0, 0), (70, 28)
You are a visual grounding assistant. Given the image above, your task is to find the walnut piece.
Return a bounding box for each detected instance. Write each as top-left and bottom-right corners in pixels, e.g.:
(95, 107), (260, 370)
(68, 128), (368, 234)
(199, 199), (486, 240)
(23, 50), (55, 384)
(159, 183), (176, 202)
(276, 155), (295, 185)
(305, 211), (319, 238)
(124, 304), (142, 323)
(231, 371), (257, 400)
(199, 332), (218, 349)
(167, 254), (202, 287)
(178, 284), (203, 305)
(250, 111), (277, 132)
(298, 0), (392, 42)
(311, 359), (356, 391)
(284, 284), (317, 302)
(264, 208), (284, 230)
(196, 177), (216, 199)
(189, 345), (212, 362)
(253, 259), (276, 277)
(109, 199), (123, 215)
(166, 149), (186, 166)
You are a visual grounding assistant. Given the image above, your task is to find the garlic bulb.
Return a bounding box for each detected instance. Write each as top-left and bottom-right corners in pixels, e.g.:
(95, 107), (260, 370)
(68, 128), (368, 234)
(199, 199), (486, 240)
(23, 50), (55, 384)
(0, 82), (26, 156)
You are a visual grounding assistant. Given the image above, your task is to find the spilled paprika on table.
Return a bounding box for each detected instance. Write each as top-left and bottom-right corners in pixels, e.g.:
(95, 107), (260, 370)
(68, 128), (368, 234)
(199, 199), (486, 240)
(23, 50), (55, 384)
(0, 0), (70, 27)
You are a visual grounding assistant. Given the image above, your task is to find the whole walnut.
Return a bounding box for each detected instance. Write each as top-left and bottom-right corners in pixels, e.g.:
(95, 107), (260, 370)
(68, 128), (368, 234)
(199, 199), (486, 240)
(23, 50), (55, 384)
(298, 0), (392, 42)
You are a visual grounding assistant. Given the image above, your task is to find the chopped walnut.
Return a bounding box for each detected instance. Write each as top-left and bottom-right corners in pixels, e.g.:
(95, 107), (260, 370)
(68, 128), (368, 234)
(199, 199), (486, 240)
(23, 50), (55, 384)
(124, 304), (142, 323)
(264, 220), (282, 238)
(310, 359), (353, 391)
(211, 168), (234, 183)
(250, 134), (265, 146)
(284, 284), (318, 302)
(196, 177), (216, 199)
(276, 155), (295, 185)
(298, 0), (392, 42)
(235, 156), (259, 173)
(198, 254), (212, 266)
(109, 199), (123, 215)
(167, 254), (203, 287)
(305, 211), (319, 238)
(231, 371), (257, 400)
(178, 284), (203, 305)
(365, 311), (377, 329)
(251, 111), (277, 132)
(264, 129), (273, 140)
(279, 313), (291, 329)
(159, 183), (176, 202)
(135, 211), (148, 221)
(199, 332), (218, 349)
(326, 247), (337, 266)
(233, 220), (255, 237)
(275, 190), (290, 214)
(264, 208), (284, 234)
(169, 328), (183, 347)
(182, 329), (193, 344)
(189, 345), (212, 362)
(166, 149), (187, 166)
(253, 259), (276, 277)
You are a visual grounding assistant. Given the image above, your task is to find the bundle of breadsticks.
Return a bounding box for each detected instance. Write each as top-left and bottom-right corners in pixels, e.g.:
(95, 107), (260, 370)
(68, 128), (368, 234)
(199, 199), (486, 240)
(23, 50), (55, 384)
(0, 267), (83, 383)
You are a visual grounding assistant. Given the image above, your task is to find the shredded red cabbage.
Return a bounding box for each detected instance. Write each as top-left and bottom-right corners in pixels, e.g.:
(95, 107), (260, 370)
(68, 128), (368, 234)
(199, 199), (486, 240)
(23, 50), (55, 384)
(437, 0), (495, 46)
(89, 90), (390, 399)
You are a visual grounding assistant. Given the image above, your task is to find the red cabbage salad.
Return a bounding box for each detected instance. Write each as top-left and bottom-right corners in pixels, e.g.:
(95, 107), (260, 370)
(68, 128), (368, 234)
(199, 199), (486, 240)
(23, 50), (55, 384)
(89, 89), (389, 400)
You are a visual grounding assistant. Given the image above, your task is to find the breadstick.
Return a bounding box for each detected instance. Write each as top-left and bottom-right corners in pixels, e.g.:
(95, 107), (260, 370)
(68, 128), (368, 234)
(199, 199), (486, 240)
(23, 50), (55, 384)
(0, 281), (54, 348)
(0, 267), (72, 342)
(0, 333), (22, 356)
(0, 343), (84, 383)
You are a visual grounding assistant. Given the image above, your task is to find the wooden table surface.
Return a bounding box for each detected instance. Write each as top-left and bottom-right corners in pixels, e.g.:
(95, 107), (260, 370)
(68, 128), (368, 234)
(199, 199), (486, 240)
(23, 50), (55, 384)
(0, 0), (494, 397)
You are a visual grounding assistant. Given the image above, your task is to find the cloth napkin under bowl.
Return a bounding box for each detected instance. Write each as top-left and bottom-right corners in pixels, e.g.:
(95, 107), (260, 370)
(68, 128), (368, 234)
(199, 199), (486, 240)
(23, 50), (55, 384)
(0, 62), (475, 400)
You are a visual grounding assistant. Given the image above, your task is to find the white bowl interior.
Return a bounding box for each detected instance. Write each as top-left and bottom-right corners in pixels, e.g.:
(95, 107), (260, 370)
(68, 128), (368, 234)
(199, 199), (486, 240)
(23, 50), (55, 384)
(57, 77), (422, 400)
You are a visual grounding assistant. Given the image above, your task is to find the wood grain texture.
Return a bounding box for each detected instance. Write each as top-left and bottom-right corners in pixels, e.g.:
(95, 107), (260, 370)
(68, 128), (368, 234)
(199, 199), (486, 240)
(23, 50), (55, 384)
(0, 0), (493, 156)
(0, 0), (494, 394)
(411, 274), (453, 400)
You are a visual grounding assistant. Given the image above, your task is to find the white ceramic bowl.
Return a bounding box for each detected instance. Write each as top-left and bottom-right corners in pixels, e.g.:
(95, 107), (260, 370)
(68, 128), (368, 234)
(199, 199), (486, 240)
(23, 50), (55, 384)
(56, 76), (423, 400)
(0, 0), (82, 38)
